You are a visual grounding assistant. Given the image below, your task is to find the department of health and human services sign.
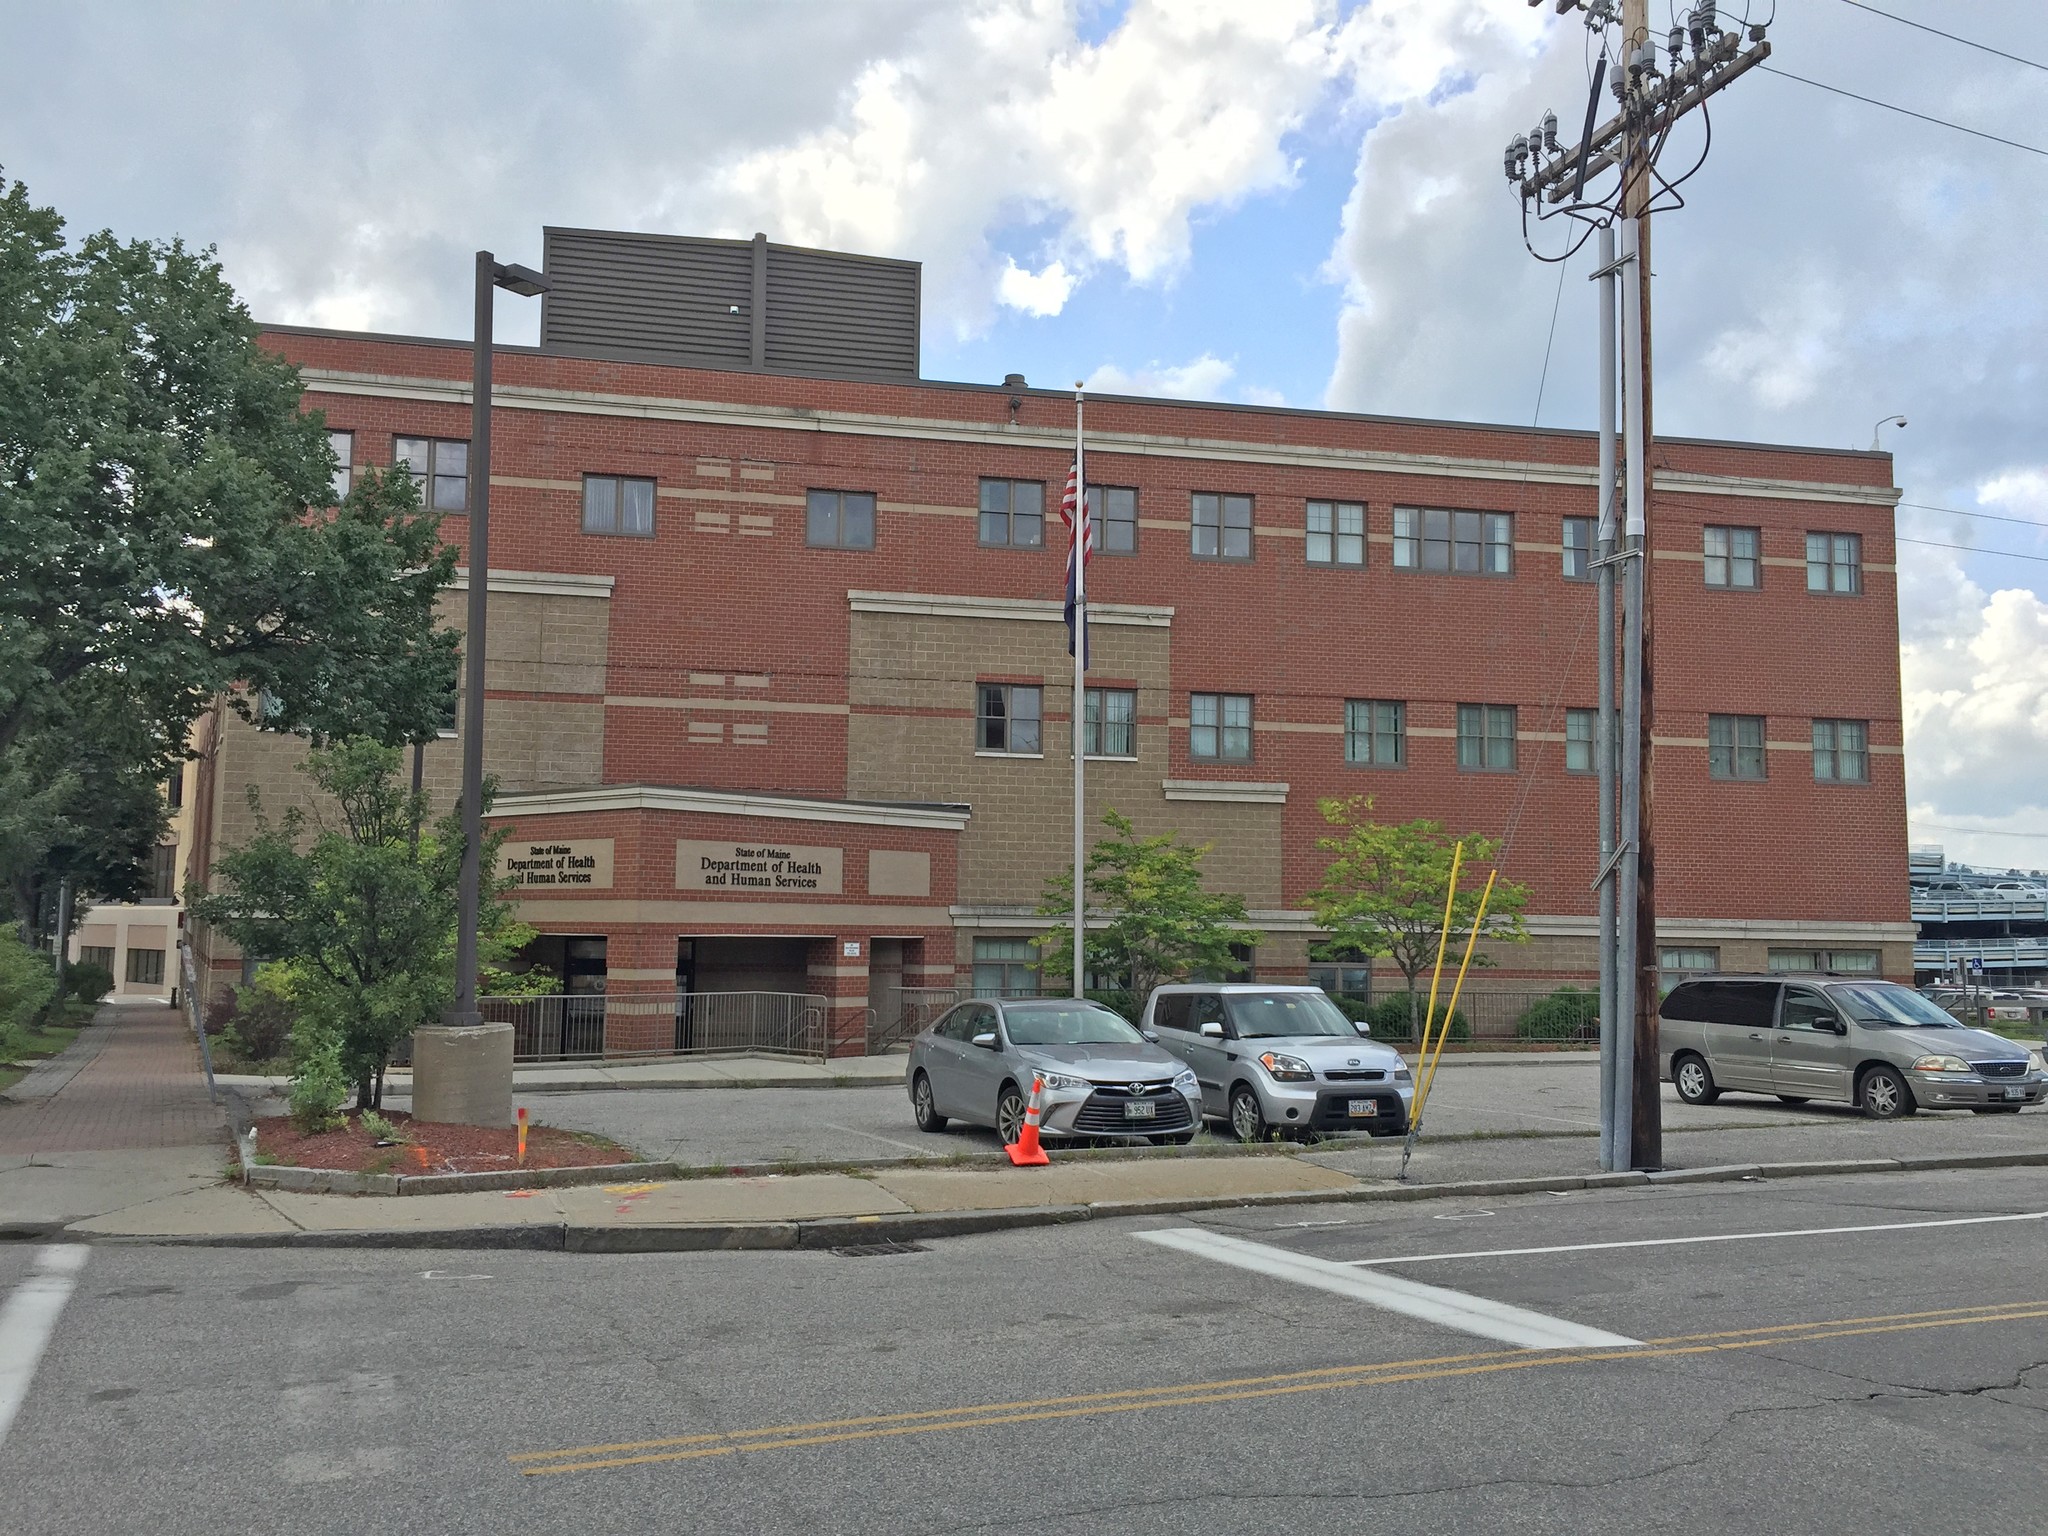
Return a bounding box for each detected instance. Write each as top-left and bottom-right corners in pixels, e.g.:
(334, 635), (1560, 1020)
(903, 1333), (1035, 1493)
(676, 840), (844, 894)
(498, 839), (614, 890)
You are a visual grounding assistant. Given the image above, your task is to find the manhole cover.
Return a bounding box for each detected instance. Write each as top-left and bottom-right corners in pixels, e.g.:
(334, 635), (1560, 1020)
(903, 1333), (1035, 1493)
(830, 1240), (929, 1258)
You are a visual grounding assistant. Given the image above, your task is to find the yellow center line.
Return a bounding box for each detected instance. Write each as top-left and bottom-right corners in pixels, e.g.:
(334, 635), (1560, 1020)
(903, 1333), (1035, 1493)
(509, 1300), (2048, 1478)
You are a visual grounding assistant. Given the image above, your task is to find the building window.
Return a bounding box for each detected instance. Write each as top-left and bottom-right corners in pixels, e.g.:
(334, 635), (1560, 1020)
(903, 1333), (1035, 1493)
(328, 429), (353, 504)
(1769, 948), (1879, 975)
(79, 946), (115, 973)
(973, 938), (1039, 998)
(1806, 531), (1862, 594)
(1191, 493), (1253, 561)
(1344, 700), (1405, 767)
(805, 489), (876, 549)
(148, 843), (179, 901)
(1456, 704), (1517, 771)
(1660, 946), (1719, 994)
(1393, 508), (1513, 575)
(1190, 693), (1253, 761)
(582, 474), (655, 537)
(1812, 719), (1869, 783)
(1307, 501), (1365, 567)
(393, 436), (469, 513)
(1562, 516), (1594, 580)
(1565, 708), (1596, 774)
(1708, 714), (1766, 780)
(1308, 951), (1372, 1002)
(979, 479), (1044, 547)
(1193, 941), (1256, 983)
(165, 769), (183, 810)
(1088, 486), (1137, 555)
(125, 947), (165, 986)
(1084, 688), (1137, 758)
(1703, 525), (1761, 589)
(977, 683), (1041, 754)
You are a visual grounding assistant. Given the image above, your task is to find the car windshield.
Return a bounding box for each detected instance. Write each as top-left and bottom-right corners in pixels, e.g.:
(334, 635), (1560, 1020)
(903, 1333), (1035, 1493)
(1003, 1004), (1144, 1047)
(1834, 983), (1961, 1029)
(1226, 991), (1358, 1039)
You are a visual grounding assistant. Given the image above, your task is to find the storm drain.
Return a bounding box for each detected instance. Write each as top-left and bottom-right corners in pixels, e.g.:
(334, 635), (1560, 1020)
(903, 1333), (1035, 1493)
(830, 1240), (929, 1258)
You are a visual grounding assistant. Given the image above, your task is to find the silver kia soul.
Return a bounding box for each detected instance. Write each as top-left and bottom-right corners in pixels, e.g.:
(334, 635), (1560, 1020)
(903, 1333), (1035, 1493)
(1659, 975), (2046, 1119)
(1139, 984), (1414, 1140)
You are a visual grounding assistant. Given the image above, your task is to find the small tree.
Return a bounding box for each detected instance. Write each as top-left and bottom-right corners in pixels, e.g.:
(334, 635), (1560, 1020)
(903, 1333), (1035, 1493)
(189, 738), (523, 1109)
(1306, 797), (1530, 1031)
(1035, 809), (1258, 1004)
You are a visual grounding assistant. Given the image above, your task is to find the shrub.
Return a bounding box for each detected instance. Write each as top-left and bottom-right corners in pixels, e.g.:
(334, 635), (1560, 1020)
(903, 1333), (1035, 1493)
(229, 975), (297, 1063)
(0, 930), (57, 1041)
(287, 1020), (350, 1133)
(66, 960), (113, 1005)
(1364, 995), (1467, 1044)
(205, 988), (240, 1037)
(1517, 986), (1600, 1042)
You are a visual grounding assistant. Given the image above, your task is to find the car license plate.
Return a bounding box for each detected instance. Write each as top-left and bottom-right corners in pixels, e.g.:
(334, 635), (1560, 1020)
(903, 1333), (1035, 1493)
(1348, 1099), (1378, 1118)
(2004, 1086), (2027, 1101)
(1123, 1100), (1157, 1120)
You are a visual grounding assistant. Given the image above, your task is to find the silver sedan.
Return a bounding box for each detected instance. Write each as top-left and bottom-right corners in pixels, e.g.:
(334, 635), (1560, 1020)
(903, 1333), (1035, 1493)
(907, 998), (1202, 1145)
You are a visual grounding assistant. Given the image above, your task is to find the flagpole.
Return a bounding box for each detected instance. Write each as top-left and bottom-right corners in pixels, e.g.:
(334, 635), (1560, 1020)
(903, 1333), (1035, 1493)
(1072, 381), (1086, 1000)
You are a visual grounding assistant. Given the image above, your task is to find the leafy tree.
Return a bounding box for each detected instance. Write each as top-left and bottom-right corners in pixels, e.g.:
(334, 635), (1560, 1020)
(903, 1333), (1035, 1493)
(0, 173), (458, 922)
(188, 739), (524, 1110)
(1306, 797), (1530, 1030)
(1035, 810), (1258, 1003)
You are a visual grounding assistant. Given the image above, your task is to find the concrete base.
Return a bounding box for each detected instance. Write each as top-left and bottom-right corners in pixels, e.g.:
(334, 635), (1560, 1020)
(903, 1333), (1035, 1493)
(409, 1023), (513, 1127)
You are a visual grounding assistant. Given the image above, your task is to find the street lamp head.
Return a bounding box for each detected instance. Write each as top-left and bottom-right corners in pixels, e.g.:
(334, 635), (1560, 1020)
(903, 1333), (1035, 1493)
(493, 262), (550, 298)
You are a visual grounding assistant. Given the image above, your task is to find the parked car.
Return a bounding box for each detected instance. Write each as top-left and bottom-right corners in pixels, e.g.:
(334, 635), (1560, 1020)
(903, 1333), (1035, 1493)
(906, 997), (1201, 1145)
(1660, 975), (2043, 1119)
(1139, 983), (1414, 1140)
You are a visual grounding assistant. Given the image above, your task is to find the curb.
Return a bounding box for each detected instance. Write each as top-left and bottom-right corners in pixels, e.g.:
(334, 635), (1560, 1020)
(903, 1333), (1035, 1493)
(67, 1146), (2048, 1251)
(240, 1159), (680, 1197)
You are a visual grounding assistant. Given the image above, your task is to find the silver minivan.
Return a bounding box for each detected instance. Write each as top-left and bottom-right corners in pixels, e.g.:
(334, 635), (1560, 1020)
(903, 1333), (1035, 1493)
(1139, 984), (1414, 1140)
(1659, 975), (2045, 1119)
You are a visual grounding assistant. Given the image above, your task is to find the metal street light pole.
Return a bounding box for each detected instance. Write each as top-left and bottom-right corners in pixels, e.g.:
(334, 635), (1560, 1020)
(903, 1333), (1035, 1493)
(1870, 414), (1907, 451)
(417, 250), (547, 1126)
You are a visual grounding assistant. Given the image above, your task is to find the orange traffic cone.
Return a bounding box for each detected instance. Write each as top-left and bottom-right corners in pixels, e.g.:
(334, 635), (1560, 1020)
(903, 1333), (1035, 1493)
(1007, 1075), (1051, 1167)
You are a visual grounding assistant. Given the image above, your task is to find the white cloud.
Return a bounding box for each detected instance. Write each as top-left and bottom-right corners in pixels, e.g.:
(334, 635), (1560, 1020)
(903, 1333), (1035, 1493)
(996, 258), (1076, 317)
(1085, 354), (1236, 401)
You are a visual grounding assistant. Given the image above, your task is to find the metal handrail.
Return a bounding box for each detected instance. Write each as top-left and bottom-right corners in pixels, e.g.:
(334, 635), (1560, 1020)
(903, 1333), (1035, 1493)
(178, 941), (219, 1104)
(478, 989), (831, 1063)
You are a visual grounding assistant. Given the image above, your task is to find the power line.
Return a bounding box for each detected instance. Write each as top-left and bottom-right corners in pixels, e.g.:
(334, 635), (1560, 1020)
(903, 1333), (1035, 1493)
(1899, 500), (2048, 532)
(1836, 1), (2048, 74)
(1897, 535), (2048, 563)
(1757, 64), (2048, 158)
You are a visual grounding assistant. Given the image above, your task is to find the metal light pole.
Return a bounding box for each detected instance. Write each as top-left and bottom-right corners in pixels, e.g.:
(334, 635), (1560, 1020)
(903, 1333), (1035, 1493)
(415, 251), (547, 1127)
(1870, 414), (1907, 451)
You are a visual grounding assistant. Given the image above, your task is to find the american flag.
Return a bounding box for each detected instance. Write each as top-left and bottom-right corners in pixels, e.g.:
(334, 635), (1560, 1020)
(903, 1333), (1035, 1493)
(1058, 461), (1091, 664)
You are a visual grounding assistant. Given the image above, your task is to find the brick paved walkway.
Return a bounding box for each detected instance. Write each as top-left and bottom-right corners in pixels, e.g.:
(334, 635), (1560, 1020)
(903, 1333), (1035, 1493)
(0, 1005), (225, 1154)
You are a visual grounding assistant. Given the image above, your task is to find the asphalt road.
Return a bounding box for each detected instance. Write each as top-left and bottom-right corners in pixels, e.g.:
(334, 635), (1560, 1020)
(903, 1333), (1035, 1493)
(503, 1053), (2048, 1172)
(4, 1166), (2047, 1533)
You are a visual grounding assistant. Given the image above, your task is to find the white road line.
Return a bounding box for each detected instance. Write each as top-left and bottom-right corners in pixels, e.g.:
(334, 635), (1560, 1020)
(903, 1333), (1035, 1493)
(1138, 1228), (1639, 1351)
(1342, 1209), (2048, 1268)
(0, 1245), (89, 1450)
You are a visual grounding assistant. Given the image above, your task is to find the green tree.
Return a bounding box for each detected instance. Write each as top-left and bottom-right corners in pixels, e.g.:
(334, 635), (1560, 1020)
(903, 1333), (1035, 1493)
(188, 739), (523, 1110)
(0, 173), (458, 922)
(1306, 797), (1531, 1029)
(1035, 810), (1258, 1006)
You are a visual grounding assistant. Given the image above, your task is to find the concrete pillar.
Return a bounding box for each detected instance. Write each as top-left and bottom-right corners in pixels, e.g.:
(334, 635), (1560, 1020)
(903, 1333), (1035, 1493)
(410, 1022), (513, 1126)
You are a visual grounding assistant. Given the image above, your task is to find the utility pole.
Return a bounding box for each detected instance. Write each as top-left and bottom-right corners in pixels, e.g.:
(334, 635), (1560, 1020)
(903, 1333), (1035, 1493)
(1508, 0), (1770, 1170)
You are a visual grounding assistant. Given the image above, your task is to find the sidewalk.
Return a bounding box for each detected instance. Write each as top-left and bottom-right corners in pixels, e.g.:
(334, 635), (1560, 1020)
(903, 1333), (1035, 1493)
(0, 1004), (228, 1234)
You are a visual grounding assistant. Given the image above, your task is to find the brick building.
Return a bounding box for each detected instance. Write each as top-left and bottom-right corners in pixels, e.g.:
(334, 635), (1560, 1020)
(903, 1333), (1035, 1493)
(186, 228), (1912, 1056)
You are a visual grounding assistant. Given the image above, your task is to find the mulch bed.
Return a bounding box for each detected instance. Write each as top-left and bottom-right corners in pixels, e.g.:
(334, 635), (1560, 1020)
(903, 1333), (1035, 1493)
(252, 1110), (636, 1176)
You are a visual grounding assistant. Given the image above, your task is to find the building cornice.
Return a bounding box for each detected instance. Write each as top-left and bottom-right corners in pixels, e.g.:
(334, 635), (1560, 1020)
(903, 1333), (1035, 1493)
(849, 590), (1173, 627)
(1161, 780), (1291, 805)
(491, 784), (971, 831)
(304, 368), (1899, 509)
(450, 567), (616, 598)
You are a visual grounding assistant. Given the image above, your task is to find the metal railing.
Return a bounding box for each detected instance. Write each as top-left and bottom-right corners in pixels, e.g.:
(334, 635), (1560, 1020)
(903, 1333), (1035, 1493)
(479, 990), (830, 1063)
(177, 941), (219, 1103)
(1913, 896), (2048, 922)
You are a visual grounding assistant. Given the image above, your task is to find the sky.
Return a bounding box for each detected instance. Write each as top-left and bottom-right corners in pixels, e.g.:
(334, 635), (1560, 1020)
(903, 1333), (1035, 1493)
(3, 0), (2044, 869)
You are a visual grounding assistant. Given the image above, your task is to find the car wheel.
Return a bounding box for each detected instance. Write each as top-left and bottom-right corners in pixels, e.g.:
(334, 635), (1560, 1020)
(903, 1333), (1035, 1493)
(1229, 1085), (1269, 1142)
(996, 1083), (1027, 1145)
(1859, 1064), (1916, 1120)
(911, 1072), (948, 1133)
(1673, 1053), (1719, 1105)
(1776, 1095), (1811, 1106)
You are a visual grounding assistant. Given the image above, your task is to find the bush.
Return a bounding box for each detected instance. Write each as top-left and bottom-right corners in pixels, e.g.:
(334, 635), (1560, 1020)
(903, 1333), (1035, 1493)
(66, 960), (113, 1005)
(0, 930), (57, 1041)
(204, 988), (239, 1037)
(288, 1021), (350, 1133)
(1363, 995), (1467, 1044)
(1517, 986), (1600, 1042)
(1085, 988), (1138, 1022)
(229, 976), (297, 1063)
